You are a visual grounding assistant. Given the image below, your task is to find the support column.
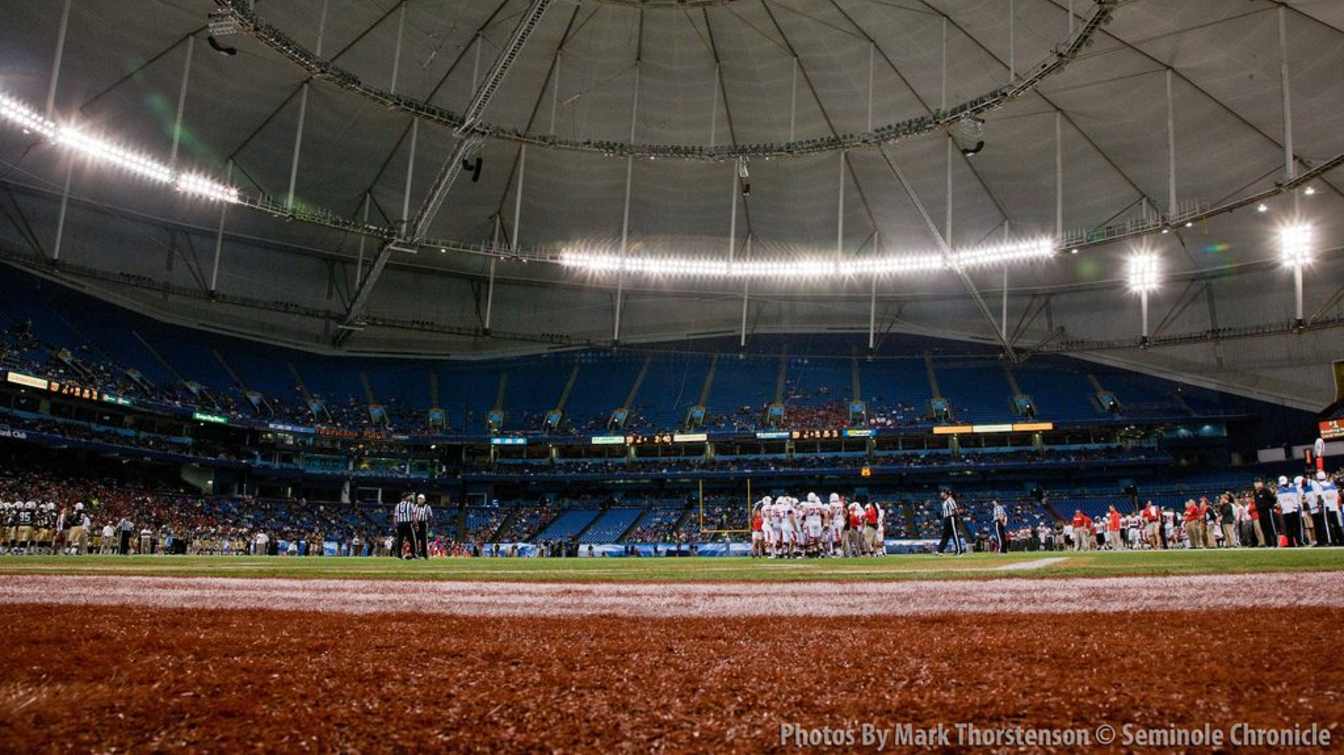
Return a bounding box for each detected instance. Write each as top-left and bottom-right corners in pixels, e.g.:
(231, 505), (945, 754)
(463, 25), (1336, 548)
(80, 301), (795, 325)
(940, 18), (948, 111)
(390, 1), (406, 93)
(945, 139), (953, 246)
(1055, 112), (1063, 239)
(472, 34), (483, 90)
(355, 193), (369, 286)
(1140, 289), (1150, 340)
(727, 162), (738, 263)
(169, 35), (195, 166)
(709, 63), (720, 147)
(550, 53), (561, 134)
(513, 145), (527, 250)
(52, 164), (74, 261)
(1294, 266), (1304, 324)
(789, 58), (798, 141)
(1067, 0), (1074, 36)
(740, 237), (752, 348)
(867, 234), (877, 351)
(866, 42), (875, 131)
(1166, 68), (1176, 217)
(46, 0), (73, 117)
(837, 151), (845, 259)
(1001, 266), (1009, 341)
(209, 161), (233, 292)
(485, 217), (501, 332)
(1008, 0), (1015, 81)
(287, 0), (329, 211)
(614, 65), (639, 343)
(942, 18), (951, 245)
(1278, 5), (1296, 210)
(401, 119), (420, 235)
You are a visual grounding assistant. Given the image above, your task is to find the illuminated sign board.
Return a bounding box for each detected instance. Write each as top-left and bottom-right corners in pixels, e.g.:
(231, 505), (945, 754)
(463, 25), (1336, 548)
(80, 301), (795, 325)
(1012, 422), (1055, 432)
(192, 412), (229, 424)
(843, 428), (875, 438)
(490, 437), (526, 446)
(933, 422), (1054, 435)
(102, 394), (134, 407)
(792, 429), (841, 440)
(755, 431), (791, 440)
(672, 432), (708, 443)
(591, 435), (625, 445)
(1321, 419), (1344, 440)
(6, 372), (48, 390)
(267, 422), (314, 434)
(48, 381), (100, 401)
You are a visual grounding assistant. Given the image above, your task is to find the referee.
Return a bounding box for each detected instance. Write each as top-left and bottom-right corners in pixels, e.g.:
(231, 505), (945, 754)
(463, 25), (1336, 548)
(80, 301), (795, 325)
(412, 494), (432, 559)
(936, 490), (965, 556)
(393, 494), (416, 559)
(992, 499), (1009, 554)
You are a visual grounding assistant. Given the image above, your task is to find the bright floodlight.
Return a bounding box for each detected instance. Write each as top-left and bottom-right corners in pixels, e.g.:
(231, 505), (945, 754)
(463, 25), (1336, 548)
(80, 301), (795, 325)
(559, 238), (1055, 281)
(1279, 224), (1313, 268)
(1127, 253), (1160, 293)
(176, 173), (241, 204)
(0, 93), (55, 137)
(55, 126), (173, 184)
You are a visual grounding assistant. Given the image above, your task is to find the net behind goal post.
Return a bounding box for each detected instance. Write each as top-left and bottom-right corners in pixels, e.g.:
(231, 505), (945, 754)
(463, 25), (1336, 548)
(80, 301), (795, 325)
(697, 479), (753, 542)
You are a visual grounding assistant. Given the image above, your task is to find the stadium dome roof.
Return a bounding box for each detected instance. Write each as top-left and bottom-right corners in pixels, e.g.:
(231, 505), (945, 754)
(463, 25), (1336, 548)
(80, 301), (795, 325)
(0, 1), (1341, 407)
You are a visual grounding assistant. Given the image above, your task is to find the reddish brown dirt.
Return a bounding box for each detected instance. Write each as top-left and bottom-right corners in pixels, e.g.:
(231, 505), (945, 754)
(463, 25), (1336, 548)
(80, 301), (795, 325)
(2, 607), (1342, 752)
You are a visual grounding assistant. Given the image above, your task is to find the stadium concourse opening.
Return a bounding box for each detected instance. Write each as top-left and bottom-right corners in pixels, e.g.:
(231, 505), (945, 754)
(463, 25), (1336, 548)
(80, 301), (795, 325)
(4, 0), (1344, 748)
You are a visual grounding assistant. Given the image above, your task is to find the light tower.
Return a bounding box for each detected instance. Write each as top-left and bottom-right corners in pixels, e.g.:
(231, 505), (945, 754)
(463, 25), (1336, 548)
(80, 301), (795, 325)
(1127, 252), (1161, 348)
(1279, 224), (1313, 330)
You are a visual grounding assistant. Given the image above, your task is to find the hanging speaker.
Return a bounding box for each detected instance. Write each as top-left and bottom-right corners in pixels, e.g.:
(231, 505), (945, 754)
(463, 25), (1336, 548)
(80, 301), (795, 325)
(463, 156), (483, 183)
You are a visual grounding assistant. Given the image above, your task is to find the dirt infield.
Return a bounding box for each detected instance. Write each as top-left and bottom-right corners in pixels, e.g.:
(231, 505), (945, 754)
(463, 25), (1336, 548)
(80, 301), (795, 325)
(1, 605), (1341, 752)
(4, 571), (1344, 617)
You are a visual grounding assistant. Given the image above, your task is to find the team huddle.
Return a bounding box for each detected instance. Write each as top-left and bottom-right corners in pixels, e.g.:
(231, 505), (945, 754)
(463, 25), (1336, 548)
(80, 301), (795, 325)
(750, 493), (884, 558)
(2, 500), (90, 555)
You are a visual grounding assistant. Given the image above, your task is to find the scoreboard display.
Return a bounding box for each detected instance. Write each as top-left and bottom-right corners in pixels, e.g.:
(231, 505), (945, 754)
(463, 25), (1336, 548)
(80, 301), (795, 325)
(792, 429), (841, 440)
(47, 381), (100, 401)
(625, 433), (676, 445)
(1321, 419), (1344, 440)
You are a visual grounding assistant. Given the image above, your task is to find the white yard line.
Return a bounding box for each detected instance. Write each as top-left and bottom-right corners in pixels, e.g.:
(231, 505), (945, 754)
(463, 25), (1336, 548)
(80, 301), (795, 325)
(993, 557), (1069, 571)
(2, 572), (1342, 618)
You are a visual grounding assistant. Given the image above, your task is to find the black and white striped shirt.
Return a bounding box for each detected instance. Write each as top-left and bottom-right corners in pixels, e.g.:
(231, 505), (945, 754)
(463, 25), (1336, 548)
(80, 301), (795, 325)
(394, 499), (415, 524)
(941, 497), (958, 518)
(413, 503), (432, 523)
(993, 502), (1006, 523)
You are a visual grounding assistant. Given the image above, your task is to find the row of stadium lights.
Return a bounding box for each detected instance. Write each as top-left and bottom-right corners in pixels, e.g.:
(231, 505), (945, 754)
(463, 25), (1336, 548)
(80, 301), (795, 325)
(1127, 224), (1315, 294)
(0, 92), (239, 204)
(0, 88), (1322, 288)
(557, 238), (1057, 279)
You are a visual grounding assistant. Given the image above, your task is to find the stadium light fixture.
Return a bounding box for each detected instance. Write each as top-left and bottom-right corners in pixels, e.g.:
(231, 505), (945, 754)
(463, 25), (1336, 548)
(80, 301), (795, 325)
(0, 88), (238, 204)
(559, 238), (1055, 281)
(1304, 186), (1317, 196)
(1128, 252), (1160, 344)
(175, 172), (240, 203)
(1278, 223), (1313, 268)
(1126, 253), (1161, 293)
(1257, 203), (1269, 213)
(1280, 223), (1313, 327)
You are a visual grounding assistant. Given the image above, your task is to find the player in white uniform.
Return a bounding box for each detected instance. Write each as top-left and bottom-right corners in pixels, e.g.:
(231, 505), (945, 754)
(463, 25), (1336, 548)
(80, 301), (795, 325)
(803, 493), (824, 556)
(752, 497), (770, 557)
(1319, 471), (1342, 545)
(768, 497), (784, 556)
(783, 497), (801, 558)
